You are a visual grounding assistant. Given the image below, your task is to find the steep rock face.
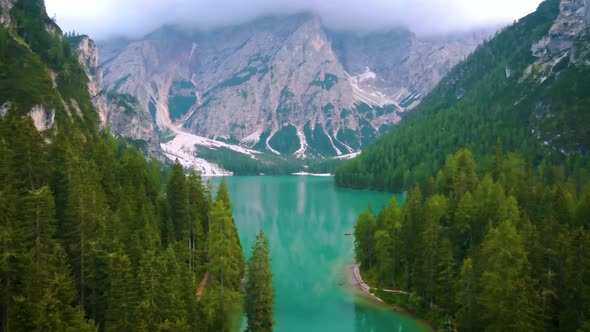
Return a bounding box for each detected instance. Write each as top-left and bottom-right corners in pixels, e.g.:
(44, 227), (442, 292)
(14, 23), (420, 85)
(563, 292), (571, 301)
(0, 0), (15, 27)
(76, 36), (101, 95)
(532, 0), (588, 59)
(72, 35), (161, 158)
(28, 105), (55, 131)
(529, 0), (590, 153)
(100, 13), (489, 157)
(182, 15), (367, 156)
(330, 29), (490, 108)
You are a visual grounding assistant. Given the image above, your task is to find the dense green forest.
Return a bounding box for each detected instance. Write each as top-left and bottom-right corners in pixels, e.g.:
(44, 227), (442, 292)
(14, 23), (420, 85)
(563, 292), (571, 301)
(355, 148), (590, 331)
(0, 1), (274, 330)
(196, 147), (301, 176)
(0, 109), (248, 330)
(344, 1), (590, 329)
(335, 0), (590, 192)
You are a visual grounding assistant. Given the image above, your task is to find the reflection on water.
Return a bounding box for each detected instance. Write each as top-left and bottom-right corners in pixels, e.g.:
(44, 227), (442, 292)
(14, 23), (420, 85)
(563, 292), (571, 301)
(211, 176), (426, 332)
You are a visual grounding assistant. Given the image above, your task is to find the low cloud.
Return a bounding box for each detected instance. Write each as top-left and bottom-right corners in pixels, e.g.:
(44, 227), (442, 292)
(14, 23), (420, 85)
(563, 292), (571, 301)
(45, 0), (543, 40)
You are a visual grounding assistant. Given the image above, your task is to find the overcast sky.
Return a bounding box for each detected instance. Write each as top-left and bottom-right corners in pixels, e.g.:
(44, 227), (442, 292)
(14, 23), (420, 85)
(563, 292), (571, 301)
(45, 0), (544, 40)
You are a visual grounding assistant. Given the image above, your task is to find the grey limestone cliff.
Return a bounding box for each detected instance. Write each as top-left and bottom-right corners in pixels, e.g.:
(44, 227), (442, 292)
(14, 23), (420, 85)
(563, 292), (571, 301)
(72, 35), (162, 158)
(98, 13), (490, 157)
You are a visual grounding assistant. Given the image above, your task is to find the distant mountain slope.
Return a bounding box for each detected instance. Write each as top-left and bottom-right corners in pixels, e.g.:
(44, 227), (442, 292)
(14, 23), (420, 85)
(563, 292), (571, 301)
(335, 0), (590, 191)
(97, 14), (489, 159)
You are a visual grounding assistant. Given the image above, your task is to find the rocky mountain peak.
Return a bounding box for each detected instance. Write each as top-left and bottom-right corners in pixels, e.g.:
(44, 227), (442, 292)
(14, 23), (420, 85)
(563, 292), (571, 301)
(97, 13), (491, 160)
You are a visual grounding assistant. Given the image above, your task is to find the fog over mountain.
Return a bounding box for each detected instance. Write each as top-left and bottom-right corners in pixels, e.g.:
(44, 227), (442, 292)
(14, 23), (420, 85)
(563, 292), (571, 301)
(46, 0), (542, 39)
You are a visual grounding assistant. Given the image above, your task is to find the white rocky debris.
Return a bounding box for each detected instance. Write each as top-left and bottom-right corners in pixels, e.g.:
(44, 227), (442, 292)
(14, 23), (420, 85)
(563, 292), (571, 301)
(348, 70), (398, 108)
(324, 128), (343, 156)
(28, 105), (55, 131)
(294, 129), (308, 159)
(265, 130), (281, 155)
(0, 101), (11, 118)
(292, 172), (332, 177)
(334, 151), (361, 160)
(240, 129), (263, 146)
(161, 132), (232, 176)
(179, 132), (261, 158)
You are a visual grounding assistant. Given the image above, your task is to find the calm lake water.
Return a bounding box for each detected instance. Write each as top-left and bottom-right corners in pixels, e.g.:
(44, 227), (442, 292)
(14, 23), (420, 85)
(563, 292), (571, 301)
(212, 176), (428, 332)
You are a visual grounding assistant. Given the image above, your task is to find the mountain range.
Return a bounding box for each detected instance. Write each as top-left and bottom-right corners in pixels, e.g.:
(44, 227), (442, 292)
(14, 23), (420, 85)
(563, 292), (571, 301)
(71, 14), (491, 173)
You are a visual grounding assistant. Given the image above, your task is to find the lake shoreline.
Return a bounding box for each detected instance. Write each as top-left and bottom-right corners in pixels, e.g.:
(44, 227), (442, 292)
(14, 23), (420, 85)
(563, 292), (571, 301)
(346, 264), (403, 309)
(346, 264), (434, 331)
(215, 176), (420, 330)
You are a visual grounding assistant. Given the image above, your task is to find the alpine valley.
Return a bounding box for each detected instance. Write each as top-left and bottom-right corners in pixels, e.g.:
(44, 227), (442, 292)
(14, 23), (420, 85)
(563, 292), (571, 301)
(2, 0), (590, 331)
(74, 14), (491, 174)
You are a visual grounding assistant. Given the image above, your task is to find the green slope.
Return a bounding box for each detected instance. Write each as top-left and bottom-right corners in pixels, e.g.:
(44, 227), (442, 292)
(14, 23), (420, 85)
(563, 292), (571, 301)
(335, 0), (590, 191)
(1, 0), (98, 136)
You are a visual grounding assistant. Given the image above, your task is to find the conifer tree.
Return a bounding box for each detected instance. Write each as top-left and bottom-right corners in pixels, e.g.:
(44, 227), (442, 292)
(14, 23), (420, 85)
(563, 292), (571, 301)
(400, 186), (423, 289)
(13, 186), (96, 331)
(62, 157), (107, 310)
(456, 258), (476, 331)
(354, 209), (376, 270)
(187, 170), (207, 272)
(478, 220), (541, 331)
(417, 195), (447, 305)
(559, 228), (590, 331)
(206, 199), (244, 331)
(215, 178), (245, 278)
(374, 230), (393, 286)
(167, 160), (188, 241)
(104, 254), (136, 332)
(382, 197), (402, 287)
(245, 230), (274, 332)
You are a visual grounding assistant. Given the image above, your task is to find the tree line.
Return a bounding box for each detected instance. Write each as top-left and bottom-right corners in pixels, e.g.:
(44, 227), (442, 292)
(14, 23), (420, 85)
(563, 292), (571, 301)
(354, 148), (590, 331)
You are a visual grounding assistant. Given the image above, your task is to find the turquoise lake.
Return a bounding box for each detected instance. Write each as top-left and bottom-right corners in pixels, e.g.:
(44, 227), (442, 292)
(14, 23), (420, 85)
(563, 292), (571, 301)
(212, 176), (428, 332)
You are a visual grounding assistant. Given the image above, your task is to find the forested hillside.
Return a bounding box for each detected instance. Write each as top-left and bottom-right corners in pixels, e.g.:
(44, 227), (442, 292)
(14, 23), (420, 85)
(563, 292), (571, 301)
(355, 149), (590, 331)
(335, 0), (590, 192)
(343, 0), (590, 329)
(0, 1), (247, 331)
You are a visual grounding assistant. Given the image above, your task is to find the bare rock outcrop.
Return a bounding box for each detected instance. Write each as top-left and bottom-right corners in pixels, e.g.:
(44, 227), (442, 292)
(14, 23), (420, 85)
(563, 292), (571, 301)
(72, 35), (162, 158)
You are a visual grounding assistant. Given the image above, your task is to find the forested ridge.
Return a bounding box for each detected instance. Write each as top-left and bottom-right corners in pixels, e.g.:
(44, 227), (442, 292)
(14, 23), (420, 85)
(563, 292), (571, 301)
(0, 0), (260, 330)
(335, 0), (590, 192)
(344, 0), (590, 329)
(355, 149), (590, 331)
